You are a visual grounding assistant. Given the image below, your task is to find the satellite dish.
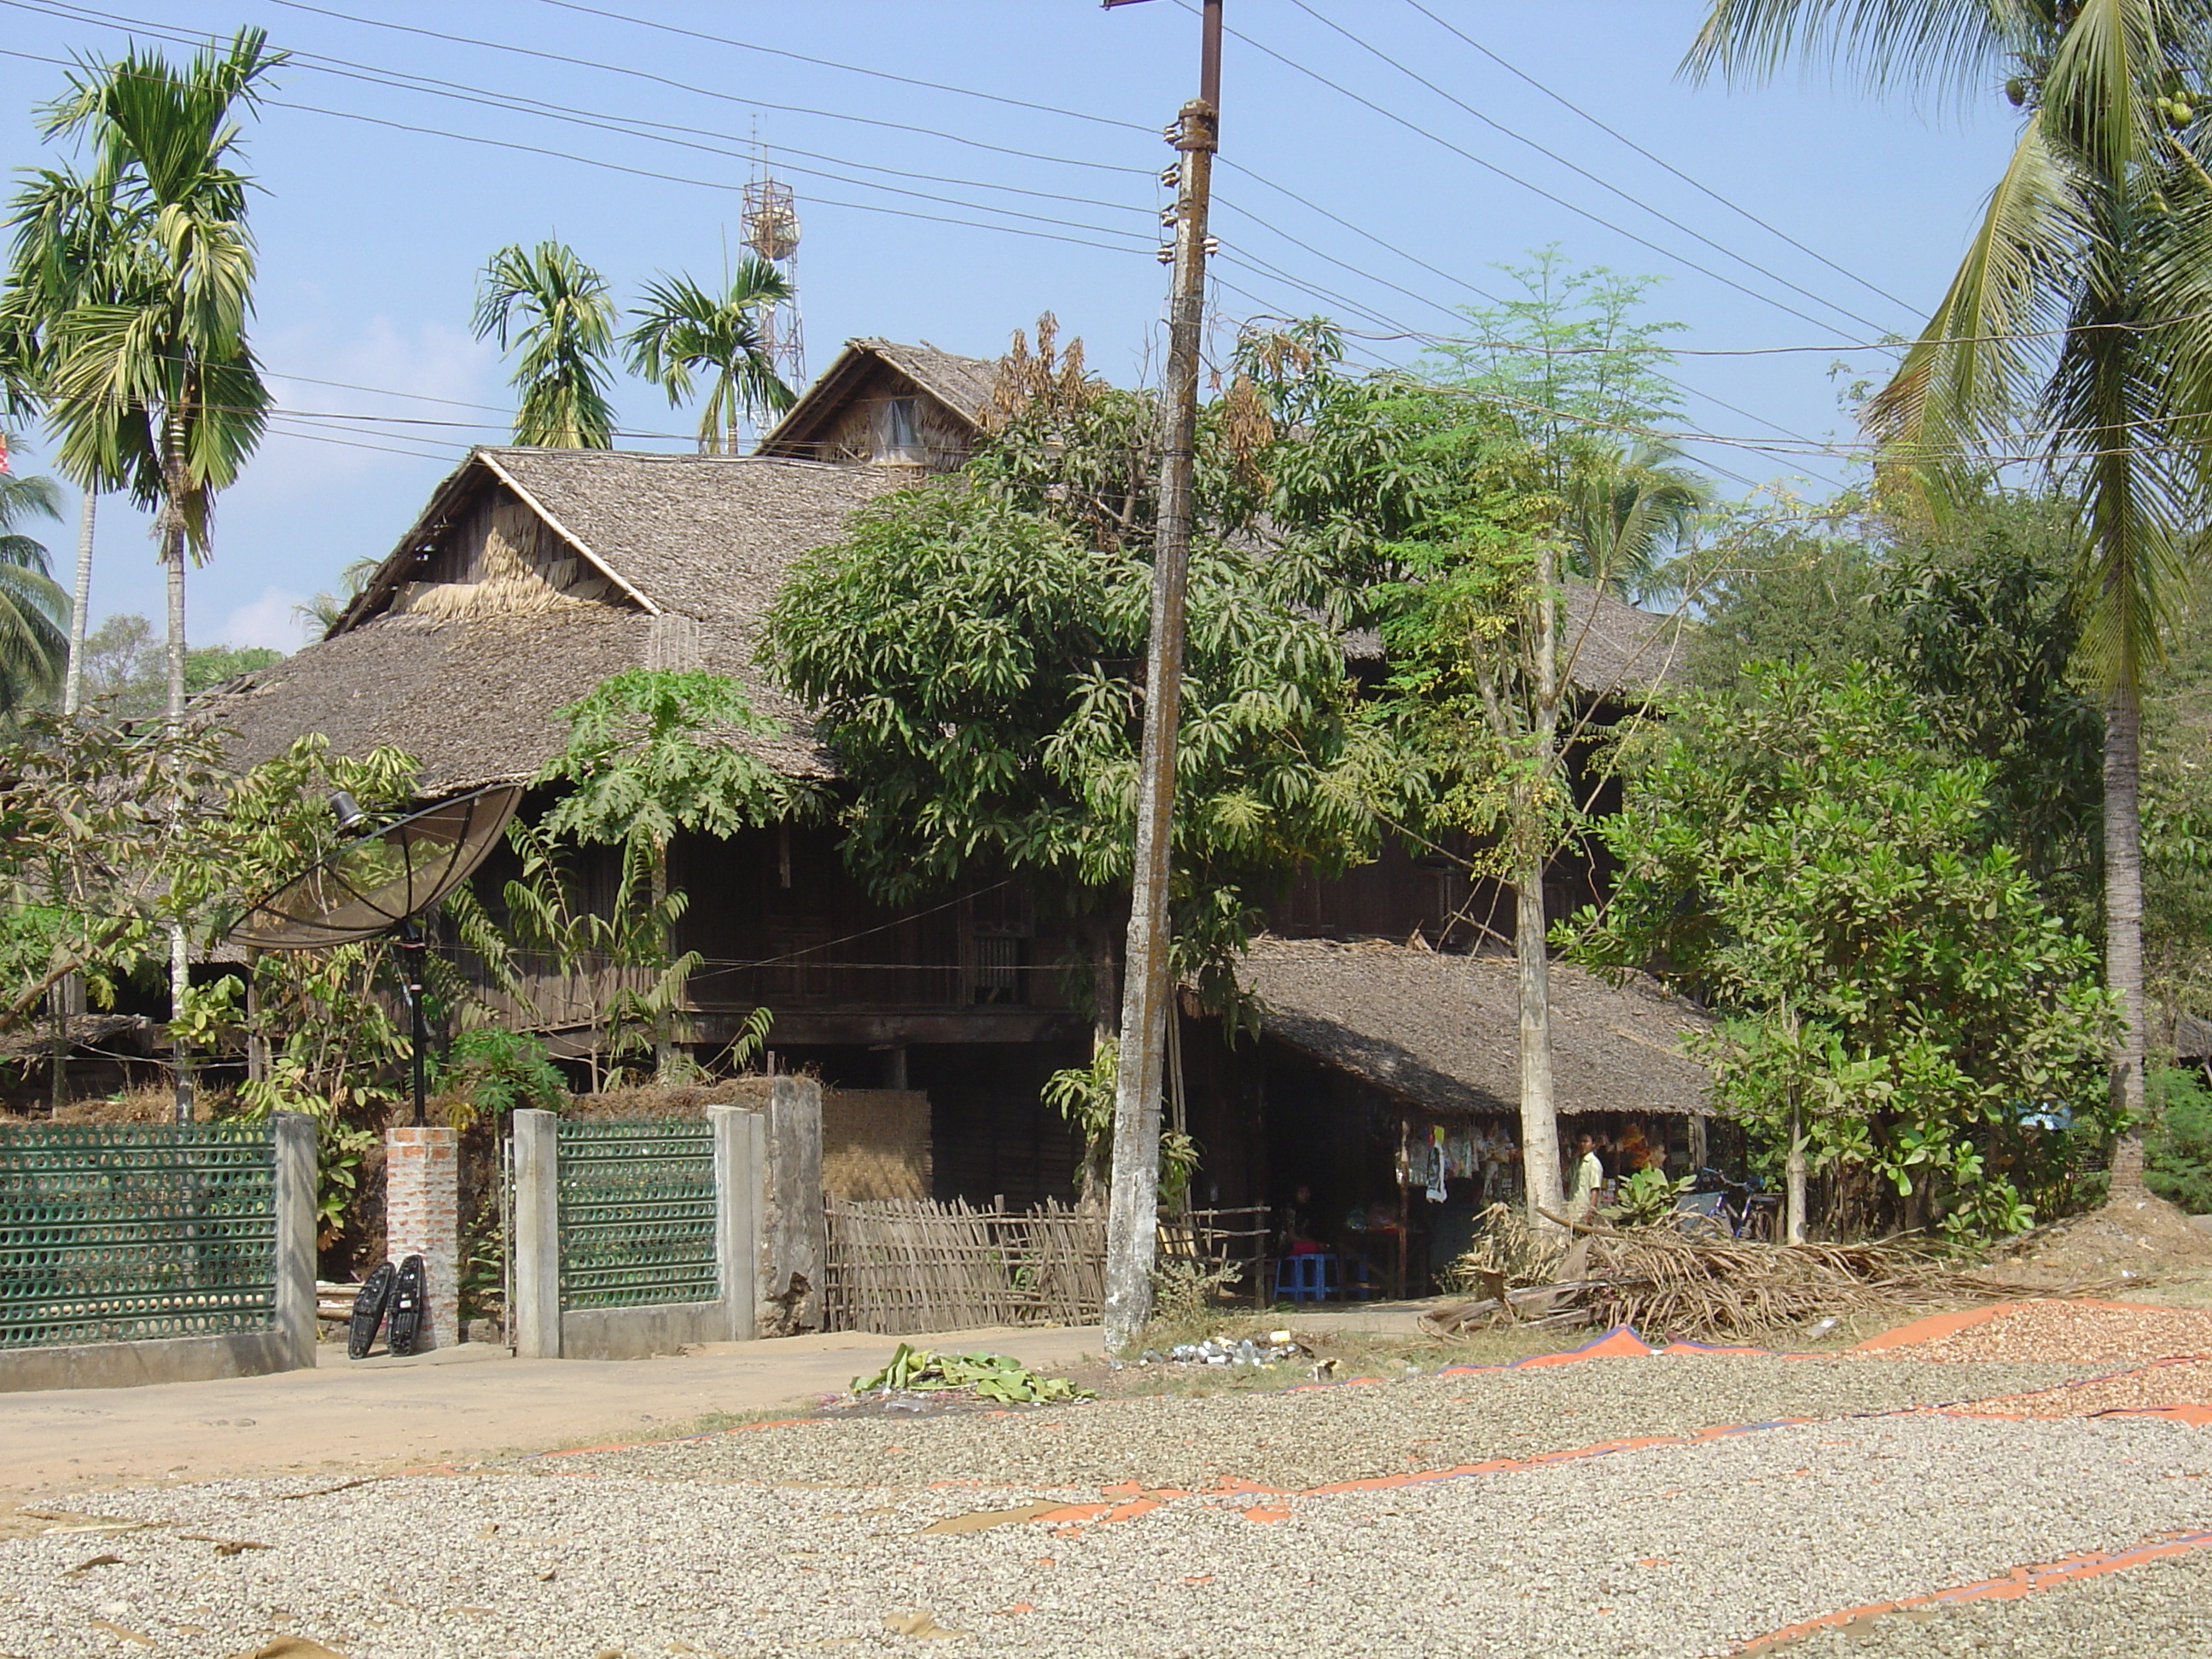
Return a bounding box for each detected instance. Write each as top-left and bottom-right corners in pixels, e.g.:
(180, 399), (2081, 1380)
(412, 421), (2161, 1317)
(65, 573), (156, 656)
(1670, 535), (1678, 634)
(230, 783), (521, 952)
(227, 782), (522, 1127)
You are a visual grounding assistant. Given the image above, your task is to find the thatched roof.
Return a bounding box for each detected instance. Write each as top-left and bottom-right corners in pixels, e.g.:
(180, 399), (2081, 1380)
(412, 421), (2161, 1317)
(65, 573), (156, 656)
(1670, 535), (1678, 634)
(1238, 935), (1714, 1118)
(1343, 580), (1691, 699)
(758, 336), (998, 459)
(213, 449), (899, 792)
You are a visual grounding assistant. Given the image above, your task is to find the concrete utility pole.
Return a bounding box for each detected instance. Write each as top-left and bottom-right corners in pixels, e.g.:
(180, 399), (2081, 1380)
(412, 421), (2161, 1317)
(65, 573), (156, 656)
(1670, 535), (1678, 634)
(1100, 0), (1221, 1356)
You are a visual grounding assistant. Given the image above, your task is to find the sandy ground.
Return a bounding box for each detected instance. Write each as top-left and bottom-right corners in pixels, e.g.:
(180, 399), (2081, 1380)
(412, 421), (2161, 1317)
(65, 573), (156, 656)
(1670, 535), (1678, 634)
(0, 1304), (1434, 1505)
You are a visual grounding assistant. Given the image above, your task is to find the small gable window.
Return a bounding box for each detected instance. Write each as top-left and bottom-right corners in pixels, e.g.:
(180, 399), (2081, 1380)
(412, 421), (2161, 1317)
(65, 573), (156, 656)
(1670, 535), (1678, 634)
(880, 396), (923, 462)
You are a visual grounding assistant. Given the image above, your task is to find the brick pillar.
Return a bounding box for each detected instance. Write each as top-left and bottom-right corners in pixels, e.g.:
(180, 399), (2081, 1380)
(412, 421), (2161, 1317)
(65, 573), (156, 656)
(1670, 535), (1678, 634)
(384, 1126), (460, 1351)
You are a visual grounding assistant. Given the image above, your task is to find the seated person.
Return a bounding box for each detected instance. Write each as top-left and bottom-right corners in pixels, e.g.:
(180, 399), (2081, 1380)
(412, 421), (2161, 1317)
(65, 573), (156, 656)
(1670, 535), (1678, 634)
(1278, 1184), (1324, 1255)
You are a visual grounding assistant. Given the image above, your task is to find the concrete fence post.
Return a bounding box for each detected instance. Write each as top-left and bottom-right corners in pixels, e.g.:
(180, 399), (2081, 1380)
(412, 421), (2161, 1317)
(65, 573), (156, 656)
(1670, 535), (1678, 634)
(271, 1112), (318, 1370)
(764, 1076), (825, 1335)
(383, 1124), (460, 1351)
(709, 1105), (763, 1342)
(511, 1109), (561, 1360)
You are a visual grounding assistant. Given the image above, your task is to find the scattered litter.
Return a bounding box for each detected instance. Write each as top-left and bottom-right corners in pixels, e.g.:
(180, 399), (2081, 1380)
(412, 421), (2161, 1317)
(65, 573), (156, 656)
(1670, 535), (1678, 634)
(1805, 1316), (1842, 1342)
(1146, 1336), (1302, 1369)
(849, 1343), (1092, 1405)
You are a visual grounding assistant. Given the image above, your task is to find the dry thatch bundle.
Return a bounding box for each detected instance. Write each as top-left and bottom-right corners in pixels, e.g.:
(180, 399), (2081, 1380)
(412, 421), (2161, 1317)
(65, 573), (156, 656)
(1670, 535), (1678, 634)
(1438, 1202), (1563, 1293)
(1575, 1225), (2000, 1343)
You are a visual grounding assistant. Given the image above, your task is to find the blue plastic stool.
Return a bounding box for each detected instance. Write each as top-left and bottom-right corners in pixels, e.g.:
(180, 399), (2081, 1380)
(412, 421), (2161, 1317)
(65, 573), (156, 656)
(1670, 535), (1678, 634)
(1339, 1254), (1378, 1301)
(1275, 1252), (1336, 1302)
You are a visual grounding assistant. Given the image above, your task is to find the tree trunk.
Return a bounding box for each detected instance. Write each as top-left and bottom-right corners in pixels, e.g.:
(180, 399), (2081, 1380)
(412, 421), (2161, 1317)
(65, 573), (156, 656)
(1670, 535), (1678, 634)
(2104, 682), (2148, 1198)
(1516, 533), (1567, 1239)
(163, 508), (192, 1125)
(651, 837), (674, 1079)
(1080, 922), (1121, 1212)
(61, 490), (95, 717)
(1784, 1096), (1807, 1244)
(1516, 859), (1566, 1235)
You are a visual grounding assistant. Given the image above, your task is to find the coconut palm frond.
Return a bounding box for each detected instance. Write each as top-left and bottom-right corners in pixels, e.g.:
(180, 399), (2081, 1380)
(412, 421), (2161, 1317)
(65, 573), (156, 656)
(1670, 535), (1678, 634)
(1866, 117), (2087, 504)
(1681, 0), (2039, 102)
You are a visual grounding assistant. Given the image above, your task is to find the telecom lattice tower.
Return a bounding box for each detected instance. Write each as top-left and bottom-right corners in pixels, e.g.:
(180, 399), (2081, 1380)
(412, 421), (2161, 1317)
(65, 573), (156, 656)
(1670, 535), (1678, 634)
(742, 160), (805, 393)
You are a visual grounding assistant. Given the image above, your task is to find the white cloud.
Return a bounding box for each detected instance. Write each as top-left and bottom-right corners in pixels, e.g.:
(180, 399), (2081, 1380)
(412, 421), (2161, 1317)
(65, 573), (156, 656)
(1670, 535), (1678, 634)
(221, 586), (312, 653)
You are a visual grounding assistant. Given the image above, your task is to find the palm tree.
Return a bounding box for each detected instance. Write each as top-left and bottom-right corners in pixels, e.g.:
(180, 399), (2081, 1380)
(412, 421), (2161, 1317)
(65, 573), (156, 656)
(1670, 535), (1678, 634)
(1685, 1), (2212, 1191)
(474, 242), (618, 448)
(26, 29), (282, 1122)
(33, 32), (281, 725)
(624, 260), (796, 454)
(4, 170), (133, 719)
(1563, 440), (1707, 602)
(0, 448), (68, 717)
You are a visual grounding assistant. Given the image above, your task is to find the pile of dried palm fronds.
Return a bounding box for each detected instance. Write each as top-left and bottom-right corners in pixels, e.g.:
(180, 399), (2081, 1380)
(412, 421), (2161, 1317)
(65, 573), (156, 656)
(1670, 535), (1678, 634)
(1575, 1224), (1999, 1343)
(1426, 1206), (2002, 1344)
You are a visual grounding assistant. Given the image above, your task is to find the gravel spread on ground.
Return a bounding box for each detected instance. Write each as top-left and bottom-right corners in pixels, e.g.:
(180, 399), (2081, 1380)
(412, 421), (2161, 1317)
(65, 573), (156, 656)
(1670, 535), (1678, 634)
(1767, 1538), (2212, 1656)
(1951, 1357), (2212, 1420)
(1, 1406), (2206, 1659)
(530, 1353), (2089, 1493)
(1867, 1301), (2212, 1365)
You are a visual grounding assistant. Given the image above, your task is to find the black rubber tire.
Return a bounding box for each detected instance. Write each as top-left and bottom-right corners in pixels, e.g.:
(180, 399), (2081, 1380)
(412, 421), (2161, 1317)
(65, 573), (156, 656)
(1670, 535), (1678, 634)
(346, 1261), (398, 1360)
(387, 1254), (427, 1357)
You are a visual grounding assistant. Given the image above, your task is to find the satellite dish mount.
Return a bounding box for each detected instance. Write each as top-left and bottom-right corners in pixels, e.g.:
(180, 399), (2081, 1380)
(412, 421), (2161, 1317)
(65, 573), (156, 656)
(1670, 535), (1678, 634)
(229, 783), (523, 1126)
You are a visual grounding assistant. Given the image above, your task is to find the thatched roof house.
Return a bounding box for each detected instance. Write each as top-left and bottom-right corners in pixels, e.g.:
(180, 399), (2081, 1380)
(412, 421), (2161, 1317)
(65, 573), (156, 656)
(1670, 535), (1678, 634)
(216, 448), (899, 793)
(1237, 935), (1713, 1119)
(757, 337), (998, 469)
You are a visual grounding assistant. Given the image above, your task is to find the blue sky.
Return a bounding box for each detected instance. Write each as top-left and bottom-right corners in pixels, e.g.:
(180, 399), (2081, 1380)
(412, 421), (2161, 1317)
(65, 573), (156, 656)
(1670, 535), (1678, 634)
(0, 1), (2018, 653)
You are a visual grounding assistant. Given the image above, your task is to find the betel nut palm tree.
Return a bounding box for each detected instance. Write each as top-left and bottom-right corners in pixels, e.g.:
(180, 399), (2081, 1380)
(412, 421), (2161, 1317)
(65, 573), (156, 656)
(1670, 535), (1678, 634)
(0, 445), (69, 717)
(22, 27), (282, 1121)
(1685, 0), (2212, 1191)
(625, 259), (797, 455)
(474, 241), (619, 449)
(36, 30), (281, 725)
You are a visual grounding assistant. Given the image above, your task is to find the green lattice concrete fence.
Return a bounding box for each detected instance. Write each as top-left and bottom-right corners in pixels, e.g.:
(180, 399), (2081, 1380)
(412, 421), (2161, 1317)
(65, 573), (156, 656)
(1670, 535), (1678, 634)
(556, 1119), (719, 1310)
(0, 1123), (277, 1351)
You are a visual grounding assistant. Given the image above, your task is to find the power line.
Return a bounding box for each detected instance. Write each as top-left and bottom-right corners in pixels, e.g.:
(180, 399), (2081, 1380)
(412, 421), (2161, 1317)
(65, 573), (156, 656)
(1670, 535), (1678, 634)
(0, 43), (1154, 259)
(520, 0), (1151, 136)
(255, 0), (1155, 176)
(1396, 0), (1917, 316)
(1214, 8), (1881, 338)
(1, 4), (1157, 239)
(1282, 0), (1890, 335)
(6, 7), (1863, 480)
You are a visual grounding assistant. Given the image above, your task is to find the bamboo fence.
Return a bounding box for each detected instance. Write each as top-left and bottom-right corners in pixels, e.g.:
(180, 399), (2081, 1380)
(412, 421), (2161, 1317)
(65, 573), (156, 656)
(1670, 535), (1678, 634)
(823, 1196), (1107, 1336)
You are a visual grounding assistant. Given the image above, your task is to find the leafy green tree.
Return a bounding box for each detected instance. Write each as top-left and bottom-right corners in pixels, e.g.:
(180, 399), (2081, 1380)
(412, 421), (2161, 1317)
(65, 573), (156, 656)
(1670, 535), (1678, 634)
(1575, 666), (2122, 1240)
(59, 611), (276, 720)
(1885, 494), (2104, 926)
(1256, 269), (1705, 1237)
(0, 447), (67, 716)
(534, 667), (801, 1076)
(0, 707), (236, 1032)
(1685, 521), (1897, 689)
(2145, 1065), (2212, 1214)
(474, 241), (618, 449)
(767, 448), (1386, 1044)
(625, 261), (795, 455)
(1685, 0), (2212, 1194)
